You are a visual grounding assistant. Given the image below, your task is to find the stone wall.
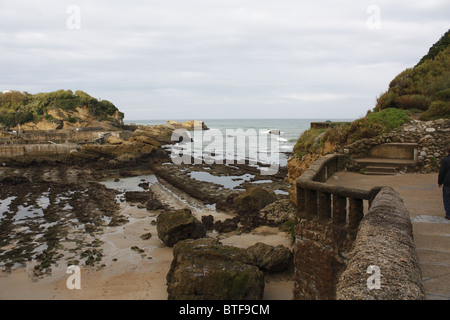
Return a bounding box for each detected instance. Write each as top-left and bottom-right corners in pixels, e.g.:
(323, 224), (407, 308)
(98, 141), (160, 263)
(294, 154), (378, 299)
(0, 129), (132, 145)
(0, 143), (78, 159)
(340, 119), (450, 173)
(293, 154), (425, 300)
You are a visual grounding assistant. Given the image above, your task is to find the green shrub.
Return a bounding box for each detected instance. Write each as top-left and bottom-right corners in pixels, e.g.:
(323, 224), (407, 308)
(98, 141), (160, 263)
(397, 94), (430, 111)
(375, 91), (399, 111)
(293, 128), (325, 158)
(432, 88), (450, 101)
(420, 101), (450, 120)
(365, 108), (410, 132)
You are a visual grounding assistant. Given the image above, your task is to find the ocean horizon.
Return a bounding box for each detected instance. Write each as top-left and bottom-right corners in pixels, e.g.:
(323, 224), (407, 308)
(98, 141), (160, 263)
(125, 118), (355, 167)
(124, 118), (355, 154)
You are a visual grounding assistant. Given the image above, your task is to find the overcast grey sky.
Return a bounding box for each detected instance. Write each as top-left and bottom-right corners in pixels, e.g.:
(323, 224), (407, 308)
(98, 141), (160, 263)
(0, 0), (448, 120)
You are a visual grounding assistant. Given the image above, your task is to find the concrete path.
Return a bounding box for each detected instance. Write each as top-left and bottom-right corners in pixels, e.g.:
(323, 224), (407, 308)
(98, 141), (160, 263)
(327, 172), (450, 300)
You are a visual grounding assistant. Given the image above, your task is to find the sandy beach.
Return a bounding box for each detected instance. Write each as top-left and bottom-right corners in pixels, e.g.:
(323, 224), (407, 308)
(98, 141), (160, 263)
(0, 169), (294, 300)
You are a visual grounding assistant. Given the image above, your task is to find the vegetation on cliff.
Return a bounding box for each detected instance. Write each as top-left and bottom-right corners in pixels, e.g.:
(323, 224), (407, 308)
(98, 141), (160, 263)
(293, 29), (450, 159)
(375, 29), (450, 120)
(0, 89), (124, 128)
(293, 108), (410, 159)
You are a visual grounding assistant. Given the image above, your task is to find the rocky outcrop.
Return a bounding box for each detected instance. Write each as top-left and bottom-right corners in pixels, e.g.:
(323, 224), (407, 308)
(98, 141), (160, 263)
(167, 120), (209, 131)
(156, 209), (206, 247)
(1, 120), (208, 166)
(15, 106), (124, 131)
(166, 238), (293, 300)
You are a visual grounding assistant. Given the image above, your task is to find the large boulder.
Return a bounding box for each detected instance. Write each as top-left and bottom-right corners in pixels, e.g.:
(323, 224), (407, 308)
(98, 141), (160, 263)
(214, 217), (239, 233)
(156, 209), (206, 247)
(233, 187), (277, 214)
(167, 239), (264, 300)
(233, 187), (277, 230)
(247, 242), (293, 273)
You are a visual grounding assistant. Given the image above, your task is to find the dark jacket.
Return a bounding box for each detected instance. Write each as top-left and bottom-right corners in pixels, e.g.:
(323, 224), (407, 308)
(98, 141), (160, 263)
(439, 154), (450, 186)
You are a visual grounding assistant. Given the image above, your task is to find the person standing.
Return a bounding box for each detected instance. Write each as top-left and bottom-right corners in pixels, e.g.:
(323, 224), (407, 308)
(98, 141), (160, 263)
(438, 144), (450, 220)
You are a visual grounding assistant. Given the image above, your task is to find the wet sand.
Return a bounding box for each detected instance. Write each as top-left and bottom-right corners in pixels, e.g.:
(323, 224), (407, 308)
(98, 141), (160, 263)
(0, 169), (293, 300)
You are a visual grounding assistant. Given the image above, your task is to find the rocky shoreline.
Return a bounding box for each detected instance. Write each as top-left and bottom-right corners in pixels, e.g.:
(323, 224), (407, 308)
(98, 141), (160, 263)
(0, 121), (296, 300)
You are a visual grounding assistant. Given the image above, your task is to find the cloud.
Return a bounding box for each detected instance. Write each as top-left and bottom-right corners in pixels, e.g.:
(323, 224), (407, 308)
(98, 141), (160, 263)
(0, 0), (449, 120)
(282, 94), (349, 102)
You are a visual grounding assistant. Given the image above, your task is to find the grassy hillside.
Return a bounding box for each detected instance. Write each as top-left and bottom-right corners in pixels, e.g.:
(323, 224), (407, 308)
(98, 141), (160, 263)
(293, 108), (410, 158)
(375, 29), (450, 120)
(293, 29), (450, 159)
(0, 90), (124, 128)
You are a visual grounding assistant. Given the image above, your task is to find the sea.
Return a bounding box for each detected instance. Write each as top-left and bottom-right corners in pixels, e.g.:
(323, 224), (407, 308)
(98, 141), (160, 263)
(124, 118), (354, 169)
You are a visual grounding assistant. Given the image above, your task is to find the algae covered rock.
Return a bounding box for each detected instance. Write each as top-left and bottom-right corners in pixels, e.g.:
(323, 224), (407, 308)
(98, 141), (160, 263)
(233, 187), (277, 230)
(167, 239), (264, 300)
(233, 187), (277, 214)
(156, 209), (206, 247)
(247, 242), (293, 273)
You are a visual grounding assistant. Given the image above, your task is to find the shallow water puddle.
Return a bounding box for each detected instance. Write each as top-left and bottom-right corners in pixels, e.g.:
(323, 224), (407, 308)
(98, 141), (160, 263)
(188, 171), (255, 189)
(0, 196), (17, 221)
(100, 175), (158, 193)
(13, 205), (44, 222)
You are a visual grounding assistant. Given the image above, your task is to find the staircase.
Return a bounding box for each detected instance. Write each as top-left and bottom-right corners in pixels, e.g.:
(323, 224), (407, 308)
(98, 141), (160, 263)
(356, 157), (415, 175)
(352, 143), (419, 175)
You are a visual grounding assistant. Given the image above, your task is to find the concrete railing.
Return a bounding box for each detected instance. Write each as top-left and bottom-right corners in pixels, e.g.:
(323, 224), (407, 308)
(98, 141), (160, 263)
(293, 153), (424, 300)
(296, 154), (381, 228)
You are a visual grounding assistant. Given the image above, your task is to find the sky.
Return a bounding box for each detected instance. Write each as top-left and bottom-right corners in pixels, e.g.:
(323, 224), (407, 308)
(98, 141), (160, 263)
(0, 0), (449, 121)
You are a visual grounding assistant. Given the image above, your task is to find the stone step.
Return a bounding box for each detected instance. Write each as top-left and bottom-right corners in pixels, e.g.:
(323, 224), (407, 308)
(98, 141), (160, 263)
(365, 166), (396, 175)
(355, 157), (415, 167)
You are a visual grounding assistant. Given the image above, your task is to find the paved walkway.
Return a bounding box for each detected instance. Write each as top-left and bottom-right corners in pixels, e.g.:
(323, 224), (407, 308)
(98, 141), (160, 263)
(327, 172), (450, 300)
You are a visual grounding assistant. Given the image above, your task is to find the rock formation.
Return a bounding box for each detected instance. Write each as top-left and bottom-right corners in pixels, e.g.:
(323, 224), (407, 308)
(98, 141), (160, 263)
(258, 198), (297, 226)
(233, 187), (278, 230)
(156, 209), (206, 247)
(166, 238), (293, 300)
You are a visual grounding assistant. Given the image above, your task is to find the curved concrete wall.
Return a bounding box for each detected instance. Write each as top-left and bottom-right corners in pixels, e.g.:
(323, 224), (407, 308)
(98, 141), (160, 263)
(336, 187), (425, 300)
(294, 154), (425, 300)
